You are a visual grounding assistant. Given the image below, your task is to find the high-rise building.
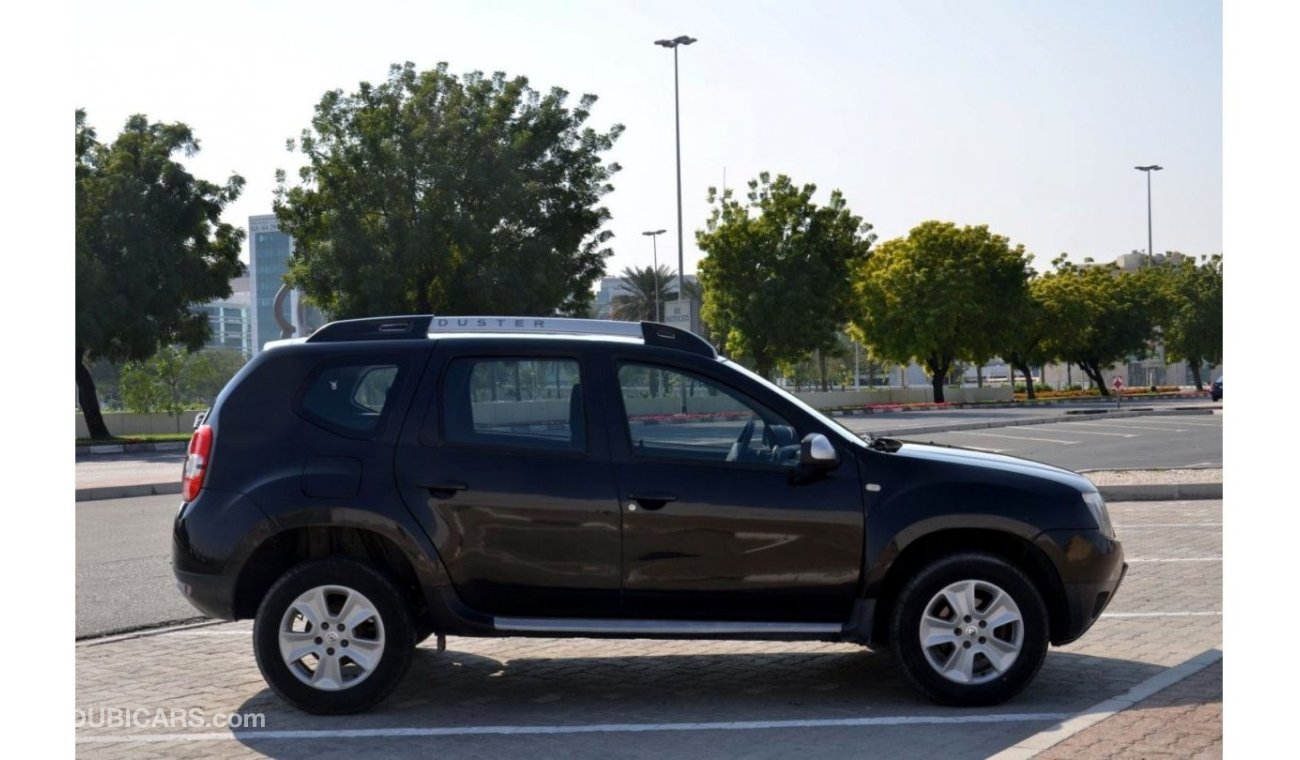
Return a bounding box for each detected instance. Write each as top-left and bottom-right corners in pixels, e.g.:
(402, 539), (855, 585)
(248, 214), (326, 353)
(193, 275), (252, 356)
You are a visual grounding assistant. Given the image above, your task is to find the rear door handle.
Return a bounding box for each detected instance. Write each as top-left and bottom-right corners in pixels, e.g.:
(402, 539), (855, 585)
(627, 493), (677, 511)
(422, 481), (468, 499)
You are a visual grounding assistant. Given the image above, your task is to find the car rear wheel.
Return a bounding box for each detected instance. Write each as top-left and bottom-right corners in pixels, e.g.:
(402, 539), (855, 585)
(253, 558), (414, 714)
(889, 552), (1048, 706)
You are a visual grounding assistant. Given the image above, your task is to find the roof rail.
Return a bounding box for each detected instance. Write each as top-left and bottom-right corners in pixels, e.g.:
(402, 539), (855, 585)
(307, 315), (435, 342)
(427, 316), (715, 358)
(308, 314), (717, 358)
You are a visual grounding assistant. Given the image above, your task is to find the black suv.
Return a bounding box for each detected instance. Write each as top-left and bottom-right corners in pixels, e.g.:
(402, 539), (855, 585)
(173, 315), (1124, 714)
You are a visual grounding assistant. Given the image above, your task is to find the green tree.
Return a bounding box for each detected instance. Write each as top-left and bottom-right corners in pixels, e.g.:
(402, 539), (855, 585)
(610, 264), (677, 321)
(696, 172), (874, 379)
(119, 346), (217, 431)
(76, 110), (245, 439)
(1159, 255), (1223, 389)
(851, 221), (1032, 403)
(1001, 276), (1060, 400)
(275, 62), (624, 319)
(187, 348), (250, 403)
(1036, 256), (1164, 396)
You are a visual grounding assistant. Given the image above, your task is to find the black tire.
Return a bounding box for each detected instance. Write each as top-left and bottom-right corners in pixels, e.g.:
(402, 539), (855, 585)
(253, 558), (415, 714)
(889, 552), (1048, 706)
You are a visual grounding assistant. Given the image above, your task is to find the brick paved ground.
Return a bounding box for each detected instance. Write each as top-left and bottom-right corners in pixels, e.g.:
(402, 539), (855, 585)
(1037, 661), (1222, 759)
(75, 499), (1221, 758)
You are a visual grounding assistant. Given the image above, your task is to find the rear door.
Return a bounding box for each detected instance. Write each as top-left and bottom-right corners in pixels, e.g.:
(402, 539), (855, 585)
(395, 341), (623, 618)
(606, 356), (865, 622)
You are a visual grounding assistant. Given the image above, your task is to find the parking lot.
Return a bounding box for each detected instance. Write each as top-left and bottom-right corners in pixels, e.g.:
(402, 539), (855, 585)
(75, 498), (1221, 759)
(867, 413), (1222, 472)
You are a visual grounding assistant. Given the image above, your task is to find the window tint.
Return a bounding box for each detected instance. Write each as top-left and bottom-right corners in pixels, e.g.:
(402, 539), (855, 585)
(300, 361), (402, 436)
(617, 363), (799, 465)
(441, 358), (585, 452)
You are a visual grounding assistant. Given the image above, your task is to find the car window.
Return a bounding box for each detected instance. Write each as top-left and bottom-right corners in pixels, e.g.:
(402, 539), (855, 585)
(441, 357), (585, 452)
(617, 362), (799, 466)
(299, 360), (402, 437)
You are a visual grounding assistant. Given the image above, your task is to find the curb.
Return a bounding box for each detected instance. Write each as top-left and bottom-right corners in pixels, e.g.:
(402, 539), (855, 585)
(1097, 482), (1222, 501)
(989, 647), (1223, 760)
(76, 441), (187, 456)
(865, 407), (1211, 438)
(76, 482), (181, 502)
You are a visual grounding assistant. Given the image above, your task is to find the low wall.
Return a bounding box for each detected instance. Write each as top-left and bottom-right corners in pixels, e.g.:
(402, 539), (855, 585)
(76, 411), (199, 438)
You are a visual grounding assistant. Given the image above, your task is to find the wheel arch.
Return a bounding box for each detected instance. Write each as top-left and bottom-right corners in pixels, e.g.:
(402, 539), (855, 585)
(867, 528), (1067, 646)
(232, 510), (450, 637)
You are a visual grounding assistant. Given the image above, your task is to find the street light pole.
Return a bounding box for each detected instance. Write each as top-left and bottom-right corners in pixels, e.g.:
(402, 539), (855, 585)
(655, 35), (696, 301)
(1134, 165), (1163, 266)
(642, 229), (667, 321)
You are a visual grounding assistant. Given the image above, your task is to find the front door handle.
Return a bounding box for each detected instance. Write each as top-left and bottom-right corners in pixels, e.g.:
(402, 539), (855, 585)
(627, 493), (677, 511)
(422, 481), (468, 499)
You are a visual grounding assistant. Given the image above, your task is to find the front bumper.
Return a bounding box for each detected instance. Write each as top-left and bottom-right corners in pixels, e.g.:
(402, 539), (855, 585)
(1034, 529), (1126, 645)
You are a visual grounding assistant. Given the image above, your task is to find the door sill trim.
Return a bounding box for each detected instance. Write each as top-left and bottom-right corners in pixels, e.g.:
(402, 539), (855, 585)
(493, 617), (842, 635)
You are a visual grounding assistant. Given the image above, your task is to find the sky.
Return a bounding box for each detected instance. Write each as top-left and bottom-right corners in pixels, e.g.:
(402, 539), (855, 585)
(72, 0), (1222, 280)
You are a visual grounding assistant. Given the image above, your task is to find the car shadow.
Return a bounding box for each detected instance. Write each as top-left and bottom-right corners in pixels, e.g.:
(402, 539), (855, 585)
(231, 646), (1218, 758)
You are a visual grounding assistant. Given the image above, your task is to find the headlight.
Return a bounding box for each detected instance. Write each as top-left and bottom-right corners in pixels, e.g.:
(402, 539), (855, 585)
(1082, 491), (1115, 537)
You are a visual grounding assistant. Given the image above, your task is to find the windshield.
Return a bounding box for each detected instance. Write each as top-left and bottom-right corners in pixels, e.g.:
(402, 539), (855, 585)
(719, 358), (869, 449)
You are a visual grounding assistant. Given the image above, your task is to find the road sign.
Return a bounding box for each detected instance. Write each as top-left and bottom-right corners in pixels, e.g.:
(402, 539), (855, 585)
(1112, 376), (1124, 392)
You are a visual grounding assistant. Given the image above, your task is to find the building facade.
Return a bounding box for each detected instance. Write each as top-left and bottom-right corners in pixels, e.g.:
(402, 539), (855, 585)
(248, 214), (326, 353)
(193, 275), (252, 356)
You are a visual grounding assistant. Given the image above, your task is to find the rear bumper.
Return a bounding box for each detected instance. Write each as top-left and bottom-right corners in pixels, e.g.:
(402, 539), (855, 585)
(172, 488), (269, 621)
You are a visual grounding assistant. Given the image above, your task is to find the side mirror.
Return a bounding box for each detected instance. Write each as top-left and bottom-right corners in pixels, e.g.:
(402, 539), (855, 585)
(800, 433), (839, 468)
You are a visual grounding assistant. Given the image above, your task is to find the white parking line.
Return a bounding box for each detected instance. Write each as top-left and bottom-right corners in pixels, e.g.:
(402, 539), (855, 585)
(1127, 557), (1222, 563)
(75, 712), (1077, 743)
(1130, 419), (1222, 428)
(1102, 611), (1221, 618)
(955, 431), (1079, 445)
(1031, 428), (1136, 438)
(1113, 523), (1221, 529)
(1066, 422), (1185, 432)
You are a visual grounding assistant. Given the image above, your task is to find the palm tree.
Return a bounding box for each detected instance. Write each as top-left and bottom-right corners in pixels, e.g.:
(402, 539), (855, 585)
(610, 265), (677, 321)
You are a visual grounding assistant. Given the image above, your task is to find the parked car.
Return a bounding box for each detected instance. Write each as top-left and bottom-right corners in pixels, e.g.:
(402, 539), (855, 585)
(173, 316), (1125, 714)
(1210, 376), (1222, 402)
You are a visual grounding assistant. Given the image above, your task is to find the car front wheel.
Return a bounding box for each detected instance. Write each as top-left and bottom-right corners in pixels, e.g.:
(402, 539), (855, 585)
(889, 552), (1049, 706)
(253, 558), (415, 714)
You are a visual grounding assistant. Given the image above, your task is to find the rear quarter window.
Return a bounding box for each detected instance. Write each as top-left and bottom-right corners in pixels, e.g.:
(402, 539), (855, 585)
(297, 358), (405, 438)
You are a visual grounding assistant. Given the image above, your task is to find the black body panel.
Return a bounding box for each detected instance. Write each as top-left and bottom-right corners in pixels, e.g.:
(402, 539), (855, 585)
(173, 326), (1123, 652)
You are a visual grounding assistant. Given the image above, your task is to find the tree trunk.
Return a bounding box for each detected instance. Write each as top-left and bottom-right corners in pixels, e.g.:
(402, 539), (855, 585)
(976, 365), (983, 388)
(817, 350), (829, 392)
(1014, 361), (1035, 400)
(1190, 363), (1203, 390)
(76, 348), (112, 440)
(1079, 361), (1109, 397)
(926, 353), (948, 404)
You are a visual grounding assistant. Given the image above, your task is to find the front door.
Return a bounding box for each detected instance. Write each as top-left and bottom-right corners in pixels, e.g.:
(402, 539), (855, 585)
(395, 348), (622, 618)
(608, 359), (865, 622)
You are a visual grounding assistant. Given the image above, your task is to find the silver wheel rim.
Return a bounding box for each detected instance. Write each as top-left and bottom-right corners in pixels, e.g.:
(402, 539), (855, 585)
(918, 579), (1024, 685)
(278, 584), (386, 691)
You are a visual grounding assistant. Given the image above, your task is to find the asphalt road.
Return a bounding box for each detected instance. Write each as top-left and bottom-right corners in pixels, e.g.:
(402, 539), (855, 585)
(75, 493), (203, 638)
(882, 412), (1222, 471)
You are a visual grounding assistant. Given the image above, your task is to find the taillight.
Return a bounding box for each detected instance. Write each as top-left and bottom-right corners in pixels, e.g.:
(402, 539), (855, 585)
(182, 424), (213, 502)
